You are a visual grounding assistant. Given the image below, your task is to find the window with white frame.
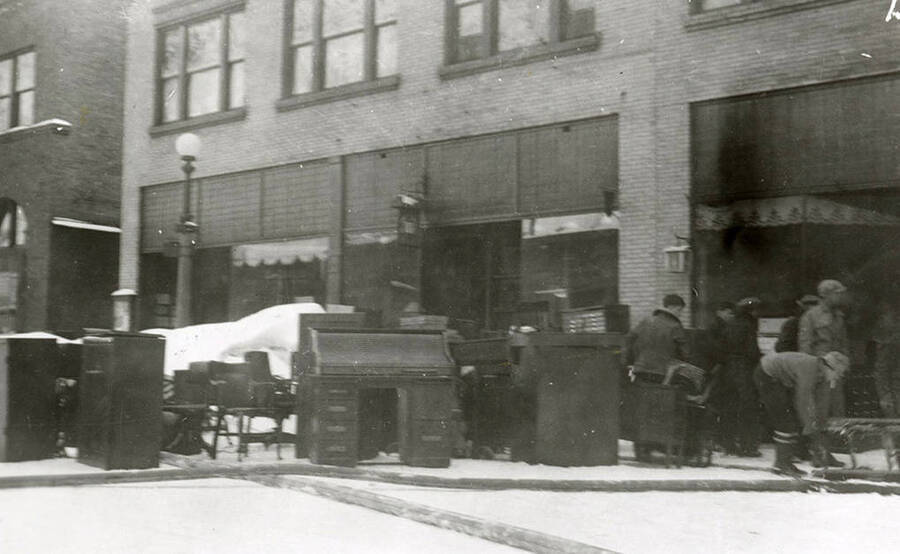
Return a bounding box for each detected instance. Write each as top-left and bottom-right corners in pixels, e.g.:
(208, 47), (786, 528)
(157, 8), (245, 124)
(287, 0), (398, 95)
(447, 0), (595, 64)
(0, 50), (35, 130)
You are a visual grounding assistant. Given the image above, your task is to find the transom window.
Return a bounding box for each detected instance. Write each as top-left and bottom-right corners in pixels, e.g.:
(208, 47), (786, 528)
(0, 50), (35, 130)
(287, 0), (398, 95)
(447, 0), (595, 64)
(157, 8), (245, 124)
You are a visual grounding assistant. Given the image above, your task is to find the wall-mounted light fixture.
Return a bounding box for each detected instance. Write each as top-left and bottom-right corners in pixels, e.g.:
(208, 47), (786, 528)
(392, 192), (424, 246)
(664, 231), (691, 273)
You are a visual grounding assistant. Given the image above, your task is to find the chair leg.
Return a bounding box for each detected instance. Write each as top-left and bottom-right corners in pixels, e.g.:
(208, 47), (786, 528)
(237, 412), (245, 462)
(211, 411), (225, 460)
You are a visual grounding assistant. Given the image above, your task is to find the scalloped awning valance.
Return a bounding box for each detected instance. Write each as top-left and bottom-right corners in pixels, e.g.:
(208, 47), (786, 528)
(231, 237), (329, 267)
(695, 195), (900, 231)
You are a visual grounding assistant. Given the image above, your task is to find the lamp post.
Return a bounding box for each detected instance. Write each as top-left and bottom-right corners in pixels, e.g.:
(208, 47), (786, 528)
(173, 132), (201, 328)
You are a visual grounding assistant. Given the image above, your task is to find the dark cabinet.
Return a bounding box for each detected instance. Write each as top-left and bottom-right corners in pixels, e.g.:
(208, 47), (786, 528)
(0, 338), (61, 462)
(78, 333), (165, 470)
(510, 332), (621, 466)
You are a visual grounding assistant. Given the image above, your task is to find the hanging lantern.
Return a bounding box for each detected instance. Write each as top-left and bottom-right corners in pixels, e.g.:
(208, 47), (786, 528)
(393, 193), (424, 246)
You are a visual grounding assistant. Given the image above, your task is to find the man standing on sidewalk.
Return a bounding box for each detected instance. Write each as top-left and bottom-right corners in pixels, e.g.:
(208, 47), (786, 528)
(799, 279), (849, 417)
(754, 350), (849, 476)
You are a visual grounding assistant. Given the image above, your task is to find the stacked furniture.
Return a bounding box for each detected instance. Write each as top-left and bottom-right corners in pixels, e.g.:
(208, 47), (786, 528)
(78, 331), (165, 470)
(299, 329), (456, 467)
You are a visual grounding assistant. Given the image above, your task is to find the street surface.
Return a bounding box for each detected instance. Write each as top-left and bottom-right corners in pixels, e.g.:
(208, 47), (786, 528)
(0, 479), (520, 554)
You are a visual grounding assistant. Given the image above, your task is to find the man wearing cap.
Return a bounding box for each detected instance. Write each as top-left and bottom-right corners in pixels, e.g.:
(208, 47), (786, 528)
(775, 294), (820, 353)
(799, 280), (849, 420)
(754, 351), (849, 476)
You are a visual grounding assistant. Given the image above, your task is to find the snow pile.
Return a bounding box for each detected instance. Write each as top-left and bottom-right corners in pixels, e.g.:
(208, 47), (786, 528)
(144, 302), (326, 378)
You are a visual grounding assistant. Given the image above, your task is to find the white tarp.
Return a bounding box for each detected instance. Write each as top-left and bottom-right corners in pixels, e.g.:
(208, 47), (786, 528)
(143, 302), (327, 378)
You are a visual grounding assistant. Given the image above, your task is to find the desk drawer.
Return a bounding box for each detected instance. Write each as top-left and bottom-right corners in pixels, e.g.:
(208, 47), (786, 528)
(309, 438), (358, 467)
(310, 415), (357, 440)
(312, 397), (358, 420)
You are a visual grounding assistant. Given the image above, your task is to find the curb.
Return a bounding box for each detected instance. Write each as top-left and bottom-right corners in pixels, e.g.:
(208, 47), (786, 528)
(246, 474), (618, 554)
(158, 453), (898, 494)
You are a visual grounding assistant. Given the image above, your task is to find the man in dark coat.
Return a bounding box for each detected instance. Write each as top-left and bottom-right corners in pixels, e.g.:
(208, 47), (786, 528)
(719, 297), (763, 457)
(626, 294), (689, 382)
(775, 294), (820, 353)
(626, 294), (703, 461)
(754, 350), (849, 476)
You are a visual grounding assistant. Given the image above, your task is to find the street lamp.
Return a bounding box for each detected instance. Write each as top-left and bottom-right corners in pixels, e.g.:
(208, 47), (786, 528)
(173, 132), (201, 328)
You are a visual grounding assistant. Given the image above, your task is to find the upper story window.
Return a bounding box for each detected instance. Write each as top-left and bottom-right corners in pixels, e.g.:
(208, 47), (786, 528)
(0, 50), (35, 130)
(447, 0), (595, 64)
(0, 199), (27, 247)
(691, 0), (748, 12)
(157, 8), (245, 124)
(286, 0), (398, 96)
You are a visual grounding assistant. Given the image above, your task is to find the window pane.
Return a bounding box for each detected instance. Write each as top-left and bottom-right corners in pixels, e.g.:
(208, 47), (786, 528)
(187, 18), (222, 71)
(0, 98), (9, 129)
(499, 0), (550, 51)
(228, 12), (245, 61)
(375, 0), (396, 23)
(187, 67), (220, 116)
(162, 29), (182, 77)
(562, 0), (595, 40)
(14, 206), (26, 246)
(17, 90), (34, 126)
(0, 60), (12, 94)
(376, 23), (397, 78)
(162, 77), (180, 122)
(15, 52), (34, 91)
(701, 0), (742, 9)
(323, 0), (365, 36)
(293, 45), (314, 94)
(457, 2), (482, 37)
(324, 32), (364, 88)
(0, 213), (10, 248)
(228, 61), (244, 108)
(293, 0), (314, 43)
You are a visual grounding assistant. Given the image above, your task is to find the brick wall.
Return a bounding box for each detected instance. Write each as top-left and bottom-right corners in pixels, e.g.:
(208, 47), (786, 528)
(653, 0), (900, 324)
(120, 0), (659, 320)
(0, 0), (126, 330)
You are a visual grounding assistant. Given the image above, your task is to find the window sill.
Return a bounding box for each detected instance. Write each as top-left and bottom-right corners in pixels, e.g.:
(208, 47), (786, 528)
(685, 0), (855, 31)
(276, 75), (402, 112)
(438, 34), (600, 80)
(149, 107), (246, 137)
(0, 118), (72, 144)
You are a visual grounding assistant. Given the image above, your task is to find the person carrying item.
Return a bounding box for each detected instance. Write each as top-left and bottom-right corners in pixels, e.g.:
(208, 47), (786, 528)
(625, 294), (707, 463)
(754, 350), (850, 476)
(775, 294), (820, 353)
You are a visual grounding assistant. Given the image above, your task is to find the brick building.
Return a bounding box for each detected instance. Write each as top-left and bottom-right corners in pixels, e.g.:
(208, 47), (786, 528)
(657, 0), (900, 338)
(119, 0), (899, 341)
(120, 0), (661, 332)
(0, 0), (126, 332)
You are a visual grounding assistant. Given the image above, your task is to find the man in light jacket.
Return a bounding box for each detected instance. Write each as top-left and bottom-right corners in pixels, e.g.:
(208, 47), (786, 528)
(754, 350), (849, 476)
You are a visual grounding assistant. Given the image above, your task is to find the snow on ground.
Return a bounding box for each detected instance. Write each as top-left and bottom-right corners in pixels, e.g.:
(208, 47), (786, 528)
(301, 477), (900, 554)
(0, 457), (103, 477)
(0, 478), (521, 554)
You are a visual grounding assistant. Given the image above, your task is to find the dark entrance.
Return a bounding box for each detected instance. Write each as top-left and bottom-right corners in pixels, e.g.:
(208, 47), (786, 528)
(422, 221), (521, 334)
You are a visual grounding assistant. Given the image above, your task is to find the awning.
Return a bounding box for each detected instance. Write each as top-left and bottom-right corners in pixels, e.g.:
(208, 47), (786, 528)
(231, 237), (329, 267)
(694, 195), (900, 231)
(522, 211), (620, 239)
